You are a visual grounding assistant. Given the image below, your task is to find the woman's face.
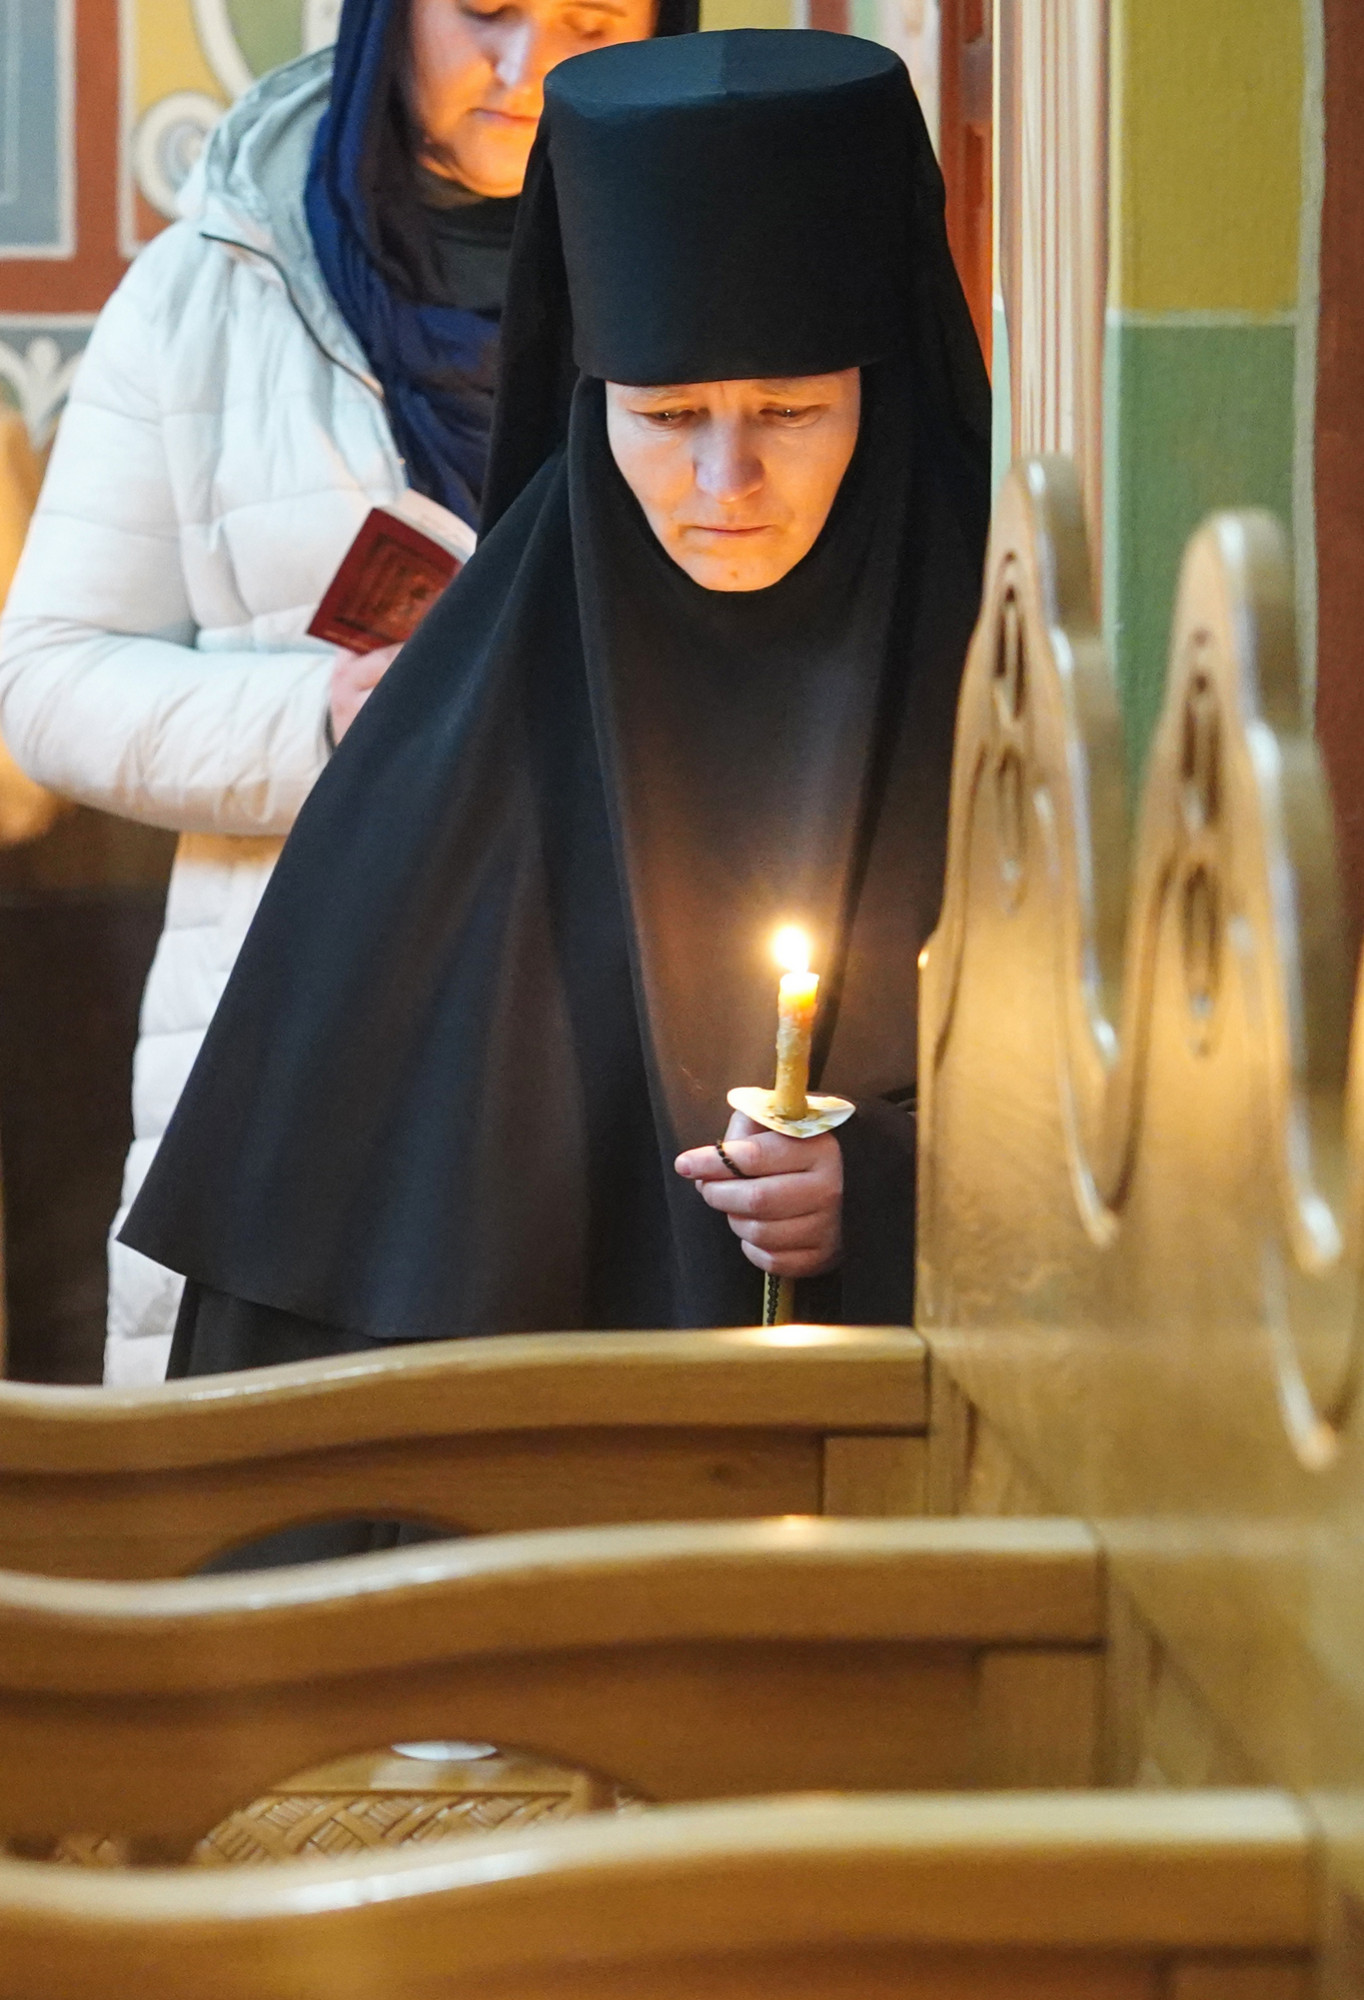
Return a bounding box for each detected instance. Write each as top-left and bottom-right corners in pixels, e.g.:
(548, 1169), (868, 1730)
(605, 373), (862, 592)
(408, 0), (656, 198)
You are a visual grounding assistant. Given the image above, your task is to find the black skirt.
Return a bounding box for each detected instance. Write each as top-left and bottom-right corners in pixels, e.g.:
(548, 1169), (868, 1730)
(168, 1282), (448, 1569)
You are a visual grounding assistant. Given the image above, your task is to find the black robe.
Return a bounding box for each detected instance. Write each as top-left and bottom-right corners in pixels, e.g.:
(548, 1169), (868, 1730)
(124, 32), (991, 1387)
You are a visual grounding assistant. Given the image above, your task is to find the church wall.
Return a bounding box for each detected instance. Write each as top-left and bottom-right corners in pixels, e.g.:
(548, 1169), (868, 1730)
(0, 0), (344, 450)
(699, 0), (793, 24)
(4, 0), (950, 419)
(1101, 0), (1307, 772)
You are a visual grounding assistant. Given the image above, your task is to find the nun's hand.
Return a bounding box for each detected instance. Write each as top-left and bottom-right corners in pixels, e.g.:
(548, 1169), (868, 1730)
(329, 642), (402, 745)
(674, 1110), (843, 1279)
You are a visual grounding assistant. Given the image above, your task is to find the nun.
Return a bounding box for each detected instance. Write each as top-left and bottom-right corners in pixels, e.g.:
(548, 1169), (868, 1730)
(124, 28), (991, 1384)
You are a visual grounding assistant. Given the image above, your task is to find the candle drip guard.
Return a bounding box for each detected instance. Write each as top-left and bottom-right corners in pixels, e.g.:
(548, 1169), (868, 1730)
(725, 1087), (856, 1326)
(726, 1087), (855, 1140)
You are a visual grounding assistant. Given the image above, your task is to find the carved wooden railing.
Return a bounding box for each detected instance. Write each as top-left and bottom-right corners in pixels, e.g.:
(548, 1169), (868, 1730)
(918, 456), (1364, 1949)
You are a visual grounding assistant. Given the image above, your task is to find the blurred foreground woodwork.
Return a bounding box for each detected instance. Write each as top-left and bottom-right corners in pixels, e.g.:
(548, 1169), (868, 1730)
(0, 1325), (926, 1577)
(919, 458), (1364, 1983)
(0, 1317), (927, 1869)
(0, 1790), (1314, 2000)
(1, 462), (1362, 1995)
(0, 1516), (1103, 1858)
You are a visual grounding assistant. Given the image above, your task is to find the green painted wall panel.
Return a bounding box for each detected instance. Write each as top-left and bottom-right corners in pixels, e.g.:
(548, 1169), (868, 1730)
(1103, 316), (1297, 768)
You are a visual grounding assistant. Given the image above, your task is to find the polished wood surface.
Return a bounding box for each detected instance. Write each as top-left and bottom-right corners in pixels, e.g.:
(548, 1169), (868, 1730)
(0, 1516), (1102, 1855)
(0, 1790), (1313, 2000)
(917, 456), (1364, 1975)
(0, 1325), (925, 1574)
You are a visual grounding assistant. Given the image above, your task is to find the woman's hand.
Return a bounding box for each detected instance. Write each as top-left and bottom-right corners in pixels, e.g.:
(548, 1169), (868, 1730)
(329, 642), (402, 745)
(675, 1109), (843, 1279)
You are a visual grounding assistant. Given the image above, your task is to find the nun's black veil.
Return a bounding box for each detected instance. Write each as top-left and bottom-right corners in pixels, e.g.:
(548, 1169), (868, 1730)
(127, 31), (991, 1375)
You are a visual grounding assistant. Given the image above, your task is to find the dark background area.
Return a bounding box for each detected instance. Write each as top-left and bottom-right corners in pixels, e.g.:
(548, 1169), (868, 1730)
(0, 813), (171, 1384)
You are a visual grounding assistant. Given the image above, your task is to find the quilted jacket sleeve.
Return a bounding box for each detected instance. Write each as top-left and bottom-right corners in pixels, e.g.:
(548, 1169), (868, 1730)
(0, 247), (333, 838)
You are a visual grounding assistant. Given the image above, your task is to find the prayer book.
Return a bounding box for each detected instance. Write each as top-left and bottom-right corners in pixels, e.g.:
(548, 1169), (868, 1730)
(308, 491), (477, 653)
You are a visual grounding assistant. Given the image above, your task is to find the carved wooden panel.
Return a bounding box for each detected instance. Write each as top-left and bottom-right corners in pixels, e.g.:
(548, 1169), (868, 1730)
(917, 454), (1364, 1986)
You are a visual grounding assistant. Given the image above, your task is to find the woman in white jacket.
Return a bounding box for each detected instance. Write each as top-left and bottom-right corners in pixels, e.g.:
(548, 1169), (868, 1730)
(0, 0), (680, 1386)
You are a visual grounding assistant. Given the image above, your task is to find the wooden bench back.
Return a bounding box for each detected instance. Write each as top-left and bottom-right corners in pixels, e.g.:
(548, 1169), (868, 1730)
(0, 1517), (1102, 1857)
(0, 1790), (1313, 2000)
(0, 1326), (925, 1577)
(918, 458), (1364, 1963)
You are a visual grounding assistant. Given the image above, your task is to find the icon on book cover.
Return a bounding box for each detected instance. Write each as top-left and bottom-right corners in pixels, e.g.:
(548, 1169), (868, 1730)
(308, 492), (477, 653)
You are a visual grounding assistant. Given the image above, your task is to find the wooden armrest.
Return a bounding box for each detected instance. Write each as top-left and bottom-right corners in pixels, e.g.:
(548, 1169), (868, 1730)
(0, 1789), (1313, 2000)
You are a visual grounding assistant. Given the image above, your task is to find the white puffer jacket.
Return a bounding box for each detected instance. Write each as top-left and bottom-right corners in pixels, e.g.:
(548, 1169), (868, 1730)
(0, 50), (412, 1385)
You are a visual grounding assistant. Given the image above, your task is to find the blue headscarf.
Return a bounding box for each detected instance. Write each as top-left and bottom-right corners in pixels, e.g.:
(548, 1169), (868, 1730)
(307, 0), (700, 527)
(305, 0), (506, 526)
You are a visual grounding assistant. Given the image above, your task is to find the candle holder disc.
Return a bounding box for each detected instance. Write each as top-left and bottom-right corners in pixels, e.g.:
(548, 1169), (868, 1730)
(726, 1086), (855, 1140)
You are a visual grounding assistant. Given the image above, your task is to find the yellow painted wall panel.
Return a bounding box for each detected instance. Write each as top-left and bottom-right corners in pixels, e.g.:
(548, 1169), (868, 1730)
(1112, 0), (1303, 313)
(130, 0), (226, 117)
(700, 0), (791, 26)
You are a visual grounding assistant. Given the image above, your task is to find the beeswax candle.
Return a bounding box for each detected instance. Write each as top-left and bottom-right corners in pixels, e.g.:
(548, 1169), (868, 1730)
(772, 926), (818, 1119)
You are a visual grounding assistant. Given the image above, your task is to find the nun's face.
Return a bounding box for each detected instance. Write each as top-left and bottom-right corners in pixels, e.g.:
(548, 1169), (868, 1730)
(408, 0), (656, 199)
(604, 373), (862, 592)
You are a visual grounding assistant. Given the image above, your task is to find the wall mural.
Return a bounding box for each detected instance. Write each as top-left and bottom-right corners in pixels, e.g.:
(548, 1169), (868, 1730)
(0, 315), (84, 446)
(125, 0), (339, 245)
(0, 0), (914, 447)
(0, 0), (338, 448)
(0, 0), (81, 441)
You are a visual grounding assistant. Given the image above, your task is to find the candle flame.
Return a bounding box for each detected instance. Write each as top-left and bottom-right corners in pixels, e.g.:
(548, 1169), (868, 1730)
(773, 925), (811, 975)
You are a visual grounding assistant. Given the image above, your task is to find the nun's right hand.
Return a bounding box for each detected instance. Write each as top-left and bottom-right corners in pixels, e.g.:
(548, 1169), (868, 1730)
(675, 1111), (843, 1279)
(328, 642), (402, 745)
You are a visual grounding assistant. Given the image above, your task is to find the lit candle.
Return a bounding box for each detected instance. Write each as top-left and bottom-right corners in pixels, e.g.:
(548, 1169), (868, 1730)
(772, 926), (818, 1120)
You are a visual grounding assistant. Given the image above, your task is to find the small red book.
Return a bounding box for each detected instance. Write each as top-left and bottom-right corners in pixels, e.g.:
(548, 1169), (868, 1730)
(308, 492), (478, 653)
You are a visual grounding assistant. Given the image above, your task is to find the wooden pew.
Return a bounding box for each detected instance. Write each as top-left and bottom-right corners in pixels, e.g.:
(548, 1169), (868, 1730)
(0, 1515), (1103, 1860)
(0, 1326), (926, 1578)
(0, 1790), (1314, 2000)
(4, 463), (1352, 2000)
(0, 1310), (925, 1858)
(916, 460), (1364, 1977)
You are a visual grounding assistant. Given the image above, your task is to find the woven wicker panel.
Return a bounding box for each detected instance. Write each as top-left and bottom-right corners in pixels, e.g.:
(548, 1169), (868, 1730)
(192, 1786), (582, 1866)
(41, 1748), (641, 1868)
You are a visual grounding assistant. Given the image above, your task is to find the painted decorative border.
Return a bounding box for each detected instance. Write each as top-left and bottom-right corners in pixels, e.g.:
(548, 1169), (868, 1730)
(0, 0), (75, 260)
(189, 0), (252, 97)
(0, 312), (93, 444)
(117, 0), (337, 257)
